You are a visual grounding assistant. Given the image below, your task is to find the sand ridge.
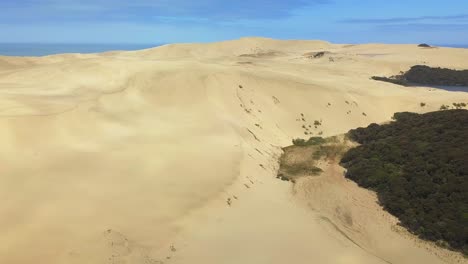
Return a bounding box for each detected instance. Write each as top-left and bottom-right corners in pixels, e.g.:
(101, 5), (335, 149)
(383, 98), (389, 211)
(0, 37), (467, 264)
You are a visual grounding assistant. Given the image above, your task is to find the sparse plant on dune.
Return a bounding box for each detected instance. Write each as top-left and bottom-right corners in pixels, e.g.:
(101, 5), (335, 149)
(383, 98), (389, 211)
(440, 104), (450, 110)
(453, 102), (467, 109)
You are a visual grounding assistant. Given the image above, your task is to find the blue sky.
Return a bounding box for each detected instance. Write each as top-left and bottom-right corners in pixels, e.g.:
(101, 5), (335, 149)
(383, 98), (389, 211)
(1, 0), (467, 44)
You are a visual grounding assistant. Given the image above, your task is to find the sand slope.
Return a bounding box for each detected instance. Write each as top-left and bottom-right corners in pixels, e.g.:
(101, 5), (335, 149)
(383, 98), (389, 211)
(0, 38), (467, 264)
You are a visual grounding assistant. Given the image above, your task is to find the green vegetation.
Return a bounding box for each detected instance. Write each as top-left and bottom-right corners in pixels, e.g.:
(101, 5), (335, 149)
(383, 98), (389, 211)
(280, 136), (349, 183)
(341, 110), (468, 255)
(280, 136), (340, 182)
(313, 144), (348, 160)
(280, 163), (323, 177)
(292, 136), (326, 146)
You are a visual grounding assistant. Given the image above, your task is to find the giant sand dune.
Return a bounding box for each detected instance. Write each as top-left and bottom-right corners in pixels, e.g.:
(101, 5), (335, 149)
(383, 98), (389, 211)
(0, 38), (467, 264)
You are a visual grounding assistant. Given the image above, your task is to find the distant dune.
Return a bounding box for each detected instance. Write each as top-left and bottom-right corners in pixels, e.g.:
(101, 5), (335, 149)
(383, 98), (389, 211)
(0, 37), (467, 264)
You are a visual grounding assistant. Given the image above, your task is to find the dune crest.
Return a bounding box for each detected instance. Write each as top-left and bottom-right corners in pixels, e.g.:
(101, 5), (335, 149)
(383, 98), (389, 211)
(0, 38), (467, 264)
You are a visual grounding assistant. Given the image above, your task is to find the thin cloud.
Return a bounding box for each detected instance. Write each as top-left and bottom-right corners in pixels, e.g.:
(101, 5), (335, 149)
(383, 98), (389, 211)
(0, 0), (331, 22)
(340, 14), (468, 24)
(377, 23), (468, 31)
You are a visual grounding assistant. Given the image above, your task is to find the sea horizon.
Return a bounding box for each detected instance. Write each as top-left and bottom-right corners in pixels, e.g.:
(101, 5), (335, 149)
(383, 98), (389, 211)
(0, 42), (467, 57)
(437, 44), (468, 49)
(0, 43), (165, 57)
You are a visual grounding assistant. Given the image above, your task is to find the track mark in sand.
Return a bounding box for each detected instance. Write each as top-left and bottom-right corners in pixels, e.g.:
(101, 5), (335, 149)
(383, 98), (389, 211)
(318, 217), (393, 264)
(272, 96), (280, 104)
(163, 244), (178, 262)
(105, 229), (132, 264)
(246, 176), (255, 185)
(170, 245), (177, 252)
(103, 229), (163, 264)
(255, 148), (264, 155)
(236, 86), (256, 115)
(247, 128), (261, 142)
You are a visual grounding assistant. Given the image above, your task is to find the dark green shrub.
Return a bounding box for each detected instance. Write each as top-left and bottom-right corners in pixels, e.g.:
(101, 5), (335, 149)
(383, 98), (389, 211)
(418, 43), (431, 48)
(372, 65), (468, 87)
(405, 65), (468, 86)
(292, 136), (326, 146)
(341, 110), (468, 254)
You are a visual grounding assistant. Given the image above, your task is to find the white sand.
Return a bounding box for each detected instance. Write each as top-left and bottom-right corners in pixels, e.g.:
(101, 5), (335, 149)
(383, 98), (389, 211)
(0, 37), (467, 264)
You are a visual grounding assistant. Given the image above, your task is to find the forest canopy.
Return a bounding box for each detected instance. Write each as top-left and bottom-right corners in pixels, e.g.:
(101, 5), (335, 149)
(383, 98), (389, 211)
(372, 65), (468, 86)
(340, 110), (468, 254)
(405, 65), (468, 86)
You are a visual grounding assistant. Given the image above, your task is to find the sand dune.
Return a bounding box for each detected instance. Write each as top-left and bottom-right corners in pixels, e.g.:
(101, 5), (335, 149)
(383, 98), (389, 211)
(0, 38), (467, 264)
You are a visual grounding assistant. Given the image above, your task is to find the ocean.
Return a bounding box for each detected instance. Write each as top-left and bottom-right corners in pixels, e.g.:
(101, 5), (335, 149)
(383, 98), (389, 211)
(438, 44), (468, 49)
(0, 43), (164, 56)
